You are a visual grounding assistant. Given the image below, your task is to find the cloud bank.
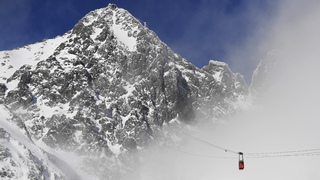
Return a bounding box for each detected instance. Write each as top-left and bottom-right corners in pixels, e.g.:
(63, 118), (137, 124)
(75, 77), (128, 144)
(131, 0), (320, 179)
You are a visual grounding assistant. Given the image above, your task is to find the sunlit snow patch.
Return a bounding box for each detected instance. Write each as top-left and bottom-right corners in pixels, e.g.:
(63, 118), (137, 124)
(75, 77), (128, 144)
(111, 10), (138, 51)
(0, 35), (66, 85)
(209, 60), (225, 83)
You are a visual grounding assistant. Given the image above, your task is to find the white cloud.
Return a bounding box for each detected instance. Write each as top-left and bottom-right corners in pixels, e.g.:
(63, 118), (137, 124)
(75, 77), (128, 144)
(130, 1), (320, 179)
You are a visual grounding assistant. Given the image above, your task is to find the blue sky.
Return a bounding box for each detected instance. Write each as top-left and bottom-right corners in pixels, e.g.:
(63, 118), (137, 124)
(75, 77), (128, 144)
(0, 0), (279, 83)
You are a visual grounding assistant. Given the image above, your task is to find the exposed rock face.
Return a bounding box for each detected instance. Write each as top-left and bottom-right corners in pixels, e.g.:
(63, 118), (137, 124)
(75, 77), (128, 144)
(0, 4), (248, 179)
(0, 83), (6, 104)
(250, 50), (280, 98)
(198, 60), (248, 120)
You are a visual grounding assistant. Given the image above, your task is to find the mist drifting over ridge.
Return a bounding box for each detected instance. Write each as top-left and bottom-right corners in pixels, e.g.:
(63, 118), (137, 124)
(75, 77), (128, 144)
(130, 0), (320, 179)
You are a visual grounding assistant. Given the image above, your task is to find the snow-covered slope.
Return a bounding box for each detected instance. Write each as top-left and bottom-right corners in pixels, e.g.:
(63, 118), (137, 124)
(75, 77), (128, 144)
(0, 36), (66, 85)
(0, 104), (77, 179)
(0, 4), (249, 179)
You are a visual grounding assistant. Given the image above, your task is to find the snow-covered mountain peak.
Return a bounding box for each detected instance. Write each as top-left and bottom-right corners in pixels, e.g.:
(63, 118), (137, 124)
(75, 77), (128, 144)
(73, 3), (142, 52)
(0, 4), (249, 179)
(250, 49), (282, 97)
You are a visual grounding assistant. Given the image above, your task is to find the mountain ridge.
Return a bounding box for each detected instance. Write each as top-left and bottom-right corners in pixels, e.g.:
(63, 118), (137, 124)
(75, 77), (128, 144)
(0, 4), (250, 179)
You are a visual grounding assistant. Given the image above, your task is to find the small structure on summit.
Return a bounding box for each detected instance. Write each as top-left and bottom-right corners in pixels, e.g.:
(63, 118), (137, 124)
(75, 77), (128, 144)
(110, 4), (117, 10)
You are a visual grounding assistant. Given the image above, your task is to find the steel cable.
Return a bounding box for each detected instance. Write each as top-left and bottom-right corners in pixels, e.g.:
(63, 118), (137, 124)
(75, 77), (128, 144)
(165, 146), (237, 159)
(181, 131), (239, 154)
(180, 131), (320, 159)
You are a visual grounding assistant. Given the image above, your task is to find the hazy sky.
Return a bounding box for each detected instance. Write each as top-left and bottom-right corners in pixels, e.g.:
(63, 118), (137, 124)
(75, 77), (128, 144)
(0, 0), (279, 83)
(132, 1), (320, 179)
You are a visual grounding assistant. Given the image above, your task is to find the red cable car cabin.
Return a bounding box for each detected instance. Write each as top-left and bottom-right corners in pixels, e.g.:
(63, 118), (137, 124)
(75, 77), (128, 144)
(238, 152), (244, 170)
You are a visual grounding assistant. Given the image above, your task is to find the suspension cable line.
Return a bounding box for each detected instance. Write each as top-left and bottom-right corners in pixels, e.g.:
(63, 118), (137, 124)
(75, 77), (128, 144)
(246, 149), (320, 158)
(165, 146), (236, 159)
(180, 131), (320, 159)
(181, 131), (239, 154)
(246, 148), (320, 155)
(165, 144), (320, 160)
(163, 132), (320, 171)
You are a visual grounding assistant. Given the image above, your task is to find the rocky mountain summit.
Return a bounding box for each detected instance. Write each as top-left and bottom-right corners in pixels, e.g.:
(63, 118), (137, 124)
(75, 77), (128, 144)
(250, 50), (281, 97)
(0, 4), (249, 179)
